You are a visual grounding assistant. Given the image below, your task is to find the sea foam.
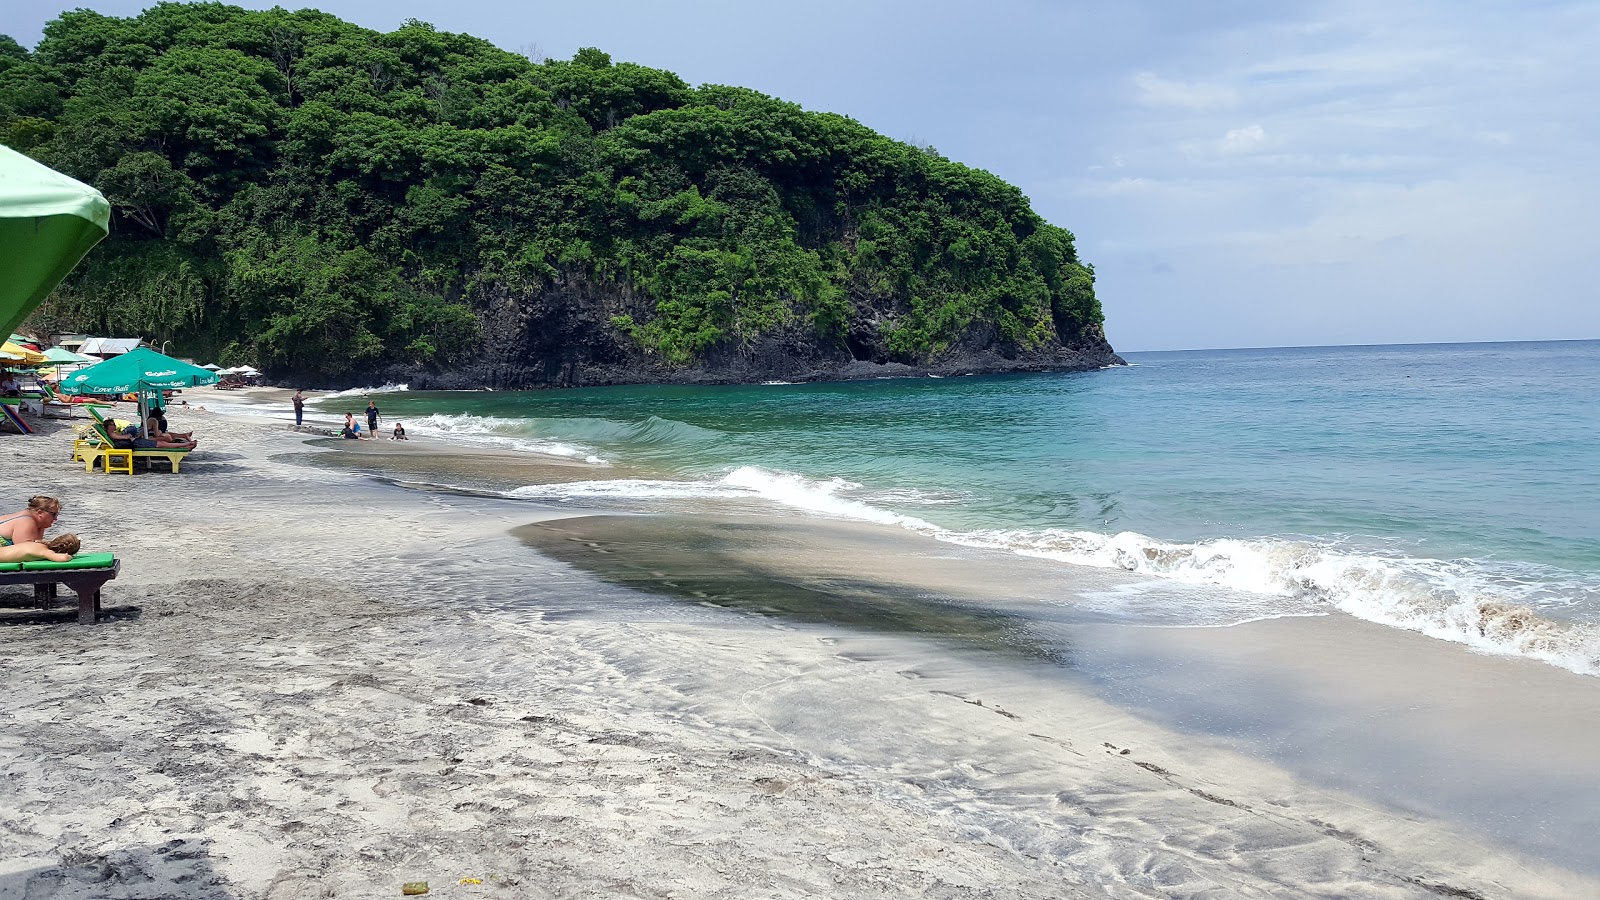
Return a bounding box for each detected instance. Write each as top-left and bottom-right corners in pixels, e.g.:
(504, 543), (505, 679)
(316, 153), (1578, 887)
(632, 466), (1600, 677)
(958, 530), (1600, 676)
(405, 413), (606, 464)
(316, 383), (411, 400)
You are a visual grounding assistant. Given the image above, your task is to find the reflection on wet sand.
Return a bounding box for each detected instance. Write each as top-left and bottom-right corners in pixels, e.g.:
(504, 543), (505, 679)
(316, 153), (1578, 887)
(517, 514), (1083, 665)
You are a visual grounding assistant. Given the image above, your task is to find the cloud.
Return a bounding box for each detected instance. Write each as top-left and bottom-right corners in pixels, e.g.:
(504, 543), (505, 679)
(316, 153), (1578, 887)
(1133, 72), (1238, 111)
(1219, 124), (1266, 153)
(1077, 177), (1158, 196)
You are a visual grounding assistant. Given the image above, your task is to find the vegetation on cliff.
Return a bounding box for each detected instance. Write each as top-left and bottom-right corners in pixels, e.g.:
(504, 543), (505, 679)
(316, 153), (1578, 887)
(1, 3), (1104, 383)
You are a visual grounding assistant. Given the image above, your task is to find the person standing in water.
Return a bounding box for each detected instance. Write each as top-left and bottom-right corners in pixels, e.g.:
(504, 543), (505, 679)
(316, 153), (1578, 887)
(293, 390), (305, 426)
(365, 399), (380, 436)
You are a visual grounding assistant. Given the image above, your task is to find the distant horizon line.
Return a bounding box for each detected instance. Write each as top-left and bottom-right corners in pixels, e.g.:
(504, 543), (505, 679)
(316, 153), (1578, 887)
(1120, 337), (1600, 354)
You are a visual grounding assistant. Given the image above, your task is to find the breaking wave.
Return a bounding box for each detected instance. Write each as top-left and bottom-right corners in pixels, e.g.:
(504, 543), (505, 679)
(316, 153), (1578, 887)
(316, 383), (411, 401)
(527, 464), (1600, 676)
(403, 413), (606, 464)
(944, 528), (1600, 676)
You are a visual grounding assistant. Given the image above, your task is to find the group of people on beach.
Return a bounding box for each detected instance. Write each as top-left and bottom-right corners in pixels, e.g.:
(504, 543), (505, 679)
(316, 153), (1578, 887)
(340, 400), (406, 441)
(112, 399), (198, 450)
(292, 391), (406, 440)
(0, 496), (79, 563)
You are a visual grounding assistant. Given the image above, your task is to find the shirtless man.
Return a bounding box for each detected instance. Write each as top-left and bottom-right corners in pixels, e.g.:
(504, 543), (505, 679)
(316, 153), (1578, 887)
(0, 496), (60, 547)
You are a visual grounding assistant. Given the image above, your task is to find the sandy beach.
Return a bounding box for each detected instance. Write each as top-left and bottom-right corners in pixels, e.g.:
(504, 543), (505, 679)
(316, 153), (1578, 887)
(3, 390), (1597, 899)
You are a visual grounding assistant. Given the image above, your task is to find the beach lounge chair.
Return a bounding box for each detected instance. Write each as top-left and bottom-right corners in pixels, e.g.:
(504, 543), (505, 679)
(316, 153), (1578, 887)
(0, 552), (120, 624)
(37, 382), (93, 418)
(0, 400), (33, 434)
(84, 407), (193, 473)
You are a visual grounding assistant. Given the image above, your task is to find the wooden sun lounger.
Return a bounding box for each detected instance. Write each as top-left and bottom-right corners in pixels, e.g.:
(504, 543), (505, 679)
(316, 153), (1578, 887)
(0, 553), (120, 624)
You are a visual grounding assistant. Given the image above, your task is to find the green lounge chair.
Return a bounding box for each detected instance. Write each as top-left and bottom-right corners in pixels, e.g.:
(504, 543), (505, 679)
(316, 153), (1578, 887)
(0, 552), (120, 624)
(85, 407), (193, 473)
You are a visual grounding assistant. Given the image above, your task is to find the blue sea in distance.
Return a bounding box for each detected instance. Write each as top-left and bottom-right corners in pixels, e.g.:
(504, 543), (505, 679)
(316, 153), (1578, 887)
(318, 340), (1600, 675)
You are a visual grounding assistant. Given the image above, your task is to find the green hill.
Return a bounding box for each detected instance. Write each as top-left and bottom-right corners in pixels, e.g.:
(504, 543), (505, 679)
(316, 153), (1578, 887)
(0, 3), (1118, 387)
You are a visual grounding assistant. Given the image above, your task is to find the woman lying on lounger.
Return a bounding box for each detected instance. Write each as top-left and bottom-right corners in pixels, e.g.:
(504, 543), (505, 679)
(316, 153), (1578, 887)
(116, 423), (196, 450)
(0, 495), (60, 546)
(0, 533), (80, 564)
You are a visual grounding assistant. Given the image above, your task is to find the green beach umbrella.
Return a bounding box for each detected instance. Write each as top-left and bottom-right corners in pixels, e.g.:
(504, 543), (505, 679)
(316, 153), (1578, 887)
(0, 145), (112, 338)
(42, 346), (92, 364)
(57, 347), (219, 395)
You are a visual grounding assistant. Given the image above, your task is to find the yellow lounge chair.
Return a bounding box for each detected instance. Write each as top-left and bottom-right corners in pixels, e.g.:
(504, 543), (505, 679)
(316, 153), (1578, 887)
(84, 408), (193, 474)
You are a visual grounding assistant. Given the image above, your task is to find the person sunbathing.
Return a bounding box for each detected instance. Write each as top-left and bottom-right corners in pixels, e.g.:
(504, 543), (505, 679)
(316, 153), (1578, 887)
(0, 533), (80, 564)
(119, 423), (196, 450)
(0, 496), (60, 546)
(147, 411), (193, 442)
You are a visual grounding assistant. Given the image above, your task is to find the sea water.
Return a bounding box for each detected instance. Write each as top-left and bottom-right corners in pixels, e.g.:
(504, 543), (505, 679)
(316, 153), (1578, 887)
(318, 340), (1600, 676)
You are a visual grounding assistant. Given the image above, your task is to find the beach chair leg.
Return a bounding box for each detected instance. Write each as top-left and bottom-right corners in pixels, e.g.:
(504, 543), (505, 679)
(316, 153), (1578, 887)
(33, 583), (55, 610)
(73, 586), (96, 624)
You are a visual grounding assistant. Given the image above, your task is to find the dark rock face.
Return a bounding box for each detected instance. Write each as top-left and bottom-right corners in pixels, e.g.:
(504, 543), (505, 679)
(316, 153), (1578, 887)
(352, 271), (1125, 391)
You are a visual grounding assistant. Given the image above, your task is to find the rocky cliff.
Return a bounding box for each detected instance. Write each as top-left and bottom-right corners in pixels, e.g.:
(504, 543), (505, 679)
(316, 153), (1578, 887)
(354, 271), (1124, 391)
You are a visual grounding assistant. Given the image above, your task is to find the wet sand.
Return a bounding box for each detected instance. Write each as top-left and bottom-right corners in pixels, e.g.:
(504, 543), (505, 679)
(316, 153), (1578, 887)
(519, 511), (1600, 875)
(1, 390), (1596, 898)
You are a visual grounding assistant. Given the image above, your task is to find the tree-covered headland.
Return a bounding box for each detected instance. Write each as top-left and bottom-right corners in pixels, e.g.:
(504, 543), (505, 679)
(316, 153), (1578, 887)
(0, 3), (1116, 386)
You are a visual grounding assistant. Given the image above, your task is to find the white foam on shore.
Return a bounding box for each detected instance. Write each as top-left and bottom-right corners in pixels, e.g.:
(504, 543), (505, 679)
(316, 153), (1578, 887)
(505, 468), (977, 514)
(405, 413), (606, 464)
(507, 478), (743, 501)
(590, 464), (1600, 677)
(946, 528), (1600, 675)
(204, 389), (1600, 679)
(316, 383), (411, 400)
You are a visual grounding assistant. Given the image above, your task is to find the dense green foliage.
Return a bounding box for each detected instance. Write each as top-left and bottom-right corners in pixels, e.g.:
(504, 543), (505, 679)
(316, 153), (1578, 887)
(1, 3), (1101, 380)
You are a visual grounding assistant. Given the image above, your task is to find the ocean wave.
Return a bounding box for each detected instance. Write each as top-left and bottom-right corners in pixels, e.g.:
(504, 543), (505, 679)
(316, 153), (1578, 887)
(506, 478), (743, 501)
(954, 530), (1600, 676)
(404, 413), (606, 464)
(316, 383), (411, 400)
(643, 466), (1600, 676)
(720, 467), (940, 528)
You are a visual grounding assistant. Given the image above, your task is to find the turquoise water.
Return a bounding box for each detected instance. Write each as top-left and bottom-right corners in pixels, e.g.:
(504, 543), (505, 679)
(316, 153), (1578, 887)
(313, 340), (1600, 673)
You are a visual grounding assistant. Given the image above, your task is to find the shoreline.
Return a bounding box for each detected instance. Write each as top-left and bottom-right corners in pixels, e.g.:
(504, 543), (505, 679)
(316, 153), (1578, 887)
(2, 389), (1596, 898)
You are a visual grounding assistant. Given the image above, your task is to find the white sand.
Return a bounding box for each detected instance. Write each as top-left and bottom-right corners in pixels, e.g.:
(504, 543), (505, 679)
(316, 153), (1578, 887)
(1, 393), (1594, 899)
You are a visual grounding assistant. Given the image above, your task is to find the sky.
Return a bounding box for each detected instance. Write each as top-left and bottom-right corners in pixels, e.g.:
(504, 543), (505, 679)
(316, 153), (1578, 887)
(9, 0), (1600, 351)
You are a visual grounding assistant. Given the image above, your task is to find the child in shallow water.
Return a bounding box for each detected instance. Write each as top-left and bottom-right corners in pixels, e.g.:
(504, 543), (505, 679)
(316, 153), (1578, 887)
(392, 422), (407, 440)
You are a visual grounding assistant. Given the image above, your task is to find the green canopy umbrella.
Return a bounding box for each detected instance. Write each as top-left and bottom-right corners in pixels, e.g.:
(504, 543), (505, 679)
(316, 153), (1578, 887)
(57, 347), (218, 437)
(0, 145), (112, 338)
(57, 347), (219, 395)
(42, 346), (93, 364)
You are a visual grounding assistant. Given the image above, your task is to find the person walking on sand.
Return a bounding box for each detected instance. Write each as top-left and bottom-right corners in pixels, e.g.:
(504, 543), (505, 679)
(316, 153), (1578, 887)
(0, 496), (61, 547)
(366, 399), (380, 435)
(293, 390), (305, 426)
